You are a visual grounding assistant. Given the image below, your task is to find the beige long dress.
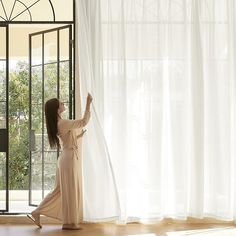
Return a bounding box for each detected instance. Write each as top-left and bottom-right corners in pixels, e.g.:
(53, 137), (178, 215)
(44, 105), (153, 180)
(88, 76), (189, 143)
(31, 109), (91, 226)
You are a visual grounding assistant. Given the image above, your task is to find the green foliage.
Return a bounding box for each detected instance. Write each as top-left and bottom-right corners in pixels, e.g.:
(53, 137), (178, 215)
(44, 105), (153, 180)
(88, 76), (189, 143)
(0, 60), (70, 191)
(9, 61), (29, 190)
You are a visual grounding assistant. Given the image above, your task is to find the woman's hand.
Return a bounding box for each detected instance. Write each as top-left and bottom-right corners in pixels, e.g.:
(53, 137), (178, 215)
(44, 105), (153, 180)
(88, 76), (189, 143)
(87, 93), (93, 104)
(86, 93), (93, 111)
(77, 129), (87, 139)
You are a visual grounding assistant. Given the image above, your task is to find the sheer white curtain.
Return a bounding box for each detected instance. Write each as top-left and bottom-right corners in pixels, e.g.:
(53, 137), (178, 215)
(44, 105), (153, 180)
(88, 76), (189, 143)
(75, 0), (120, 222)
(76, 0), (236, 222)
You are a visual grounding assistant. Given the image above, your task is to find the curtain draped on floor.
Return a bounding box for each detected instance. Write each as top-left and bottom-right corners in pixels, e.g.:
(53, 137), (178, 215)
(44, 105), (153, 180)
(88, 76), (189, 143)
(75, 0), (236, 223)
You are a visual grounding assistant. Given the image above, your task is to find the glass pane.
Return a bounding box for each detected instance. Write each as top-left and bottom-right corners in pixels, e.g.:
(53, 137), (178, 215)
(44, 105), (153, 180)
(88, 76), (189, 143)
(44, 32), (57, 64)
(44, 151), (57, 192)
(8, 0), (32, 21)
(62, 102), (69, 120)
(31, 66), (42, 105)
(59, 61), (70, 119)
(31, 105), (42, 151)
(32, 35), (42, 66)
(0, 61), (6, 102)
(53, 0), (73, 21)
(0, 102), (6, 129)
(31, 66), (42, 153)
(44, 63), (57, 101)
(31, 151), (42, 205)
(43, 133), (51, 152)
(31, 63), (43, 205)
(11, 10), (31, 21)
(59, 61), (69, 100)
(0, 27), (6, 60)
(0, 38), (6, 130)
(60, 28), (69, 61)
(0, 152), (6, 209)
(29, 1), (56, 22)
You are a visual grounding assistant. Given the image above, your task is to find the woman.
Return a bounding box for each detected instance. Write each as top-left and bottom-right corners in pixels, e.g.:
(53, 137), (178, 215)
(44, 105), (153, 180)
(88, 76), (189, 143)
(27, 93), (93, 230)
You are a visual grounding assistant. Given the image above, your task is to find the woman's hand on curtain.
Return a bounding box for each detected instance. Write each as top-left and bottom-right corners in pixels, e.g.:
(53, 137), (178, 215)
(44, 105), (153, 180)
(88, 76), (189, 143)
(77, 129), (87, 139)
(86, 93), (93, 111)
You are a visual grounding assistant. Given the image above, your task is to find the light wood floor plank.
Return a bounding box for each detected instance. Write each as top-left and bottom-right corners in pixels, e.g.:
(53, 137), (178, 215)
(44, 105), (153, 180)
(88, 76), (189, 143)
(0, 222), (235, 236)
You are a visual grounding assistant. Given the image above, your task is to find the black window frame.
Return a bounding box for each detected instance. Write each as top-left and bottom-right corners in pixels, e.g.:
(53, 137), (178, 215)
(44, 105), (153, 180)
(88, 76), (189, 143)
(0, 0), (76, 215)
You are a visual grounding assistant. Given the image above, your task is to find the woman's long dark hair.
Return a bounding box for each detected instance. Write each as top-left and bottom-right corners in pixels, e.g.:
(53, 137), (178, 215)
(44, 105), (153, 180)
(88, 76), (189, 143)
(45, 98), (60, 149)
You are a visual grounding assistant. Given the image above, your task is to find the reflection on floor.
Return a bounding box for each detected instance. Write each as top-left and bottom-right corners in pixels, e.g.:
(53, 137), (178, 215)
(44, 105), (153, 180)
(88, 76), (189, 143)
(167, 227), (236, 236)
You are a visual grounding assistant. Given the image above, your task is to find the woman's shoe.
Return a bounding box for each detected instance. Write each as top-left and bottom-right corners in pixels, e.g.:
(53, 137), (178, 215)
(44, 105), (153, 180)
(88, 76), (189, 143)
(27, 213), (42, 228)
(62, 224), (82, 230)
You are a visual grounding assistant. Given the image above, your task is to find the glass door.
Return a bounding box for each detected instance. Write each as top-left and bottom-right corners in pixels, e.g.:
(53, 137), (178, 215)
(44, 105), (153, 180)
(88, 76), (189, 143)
(0, 24), (9, 212)
(29, 25), (73, 206)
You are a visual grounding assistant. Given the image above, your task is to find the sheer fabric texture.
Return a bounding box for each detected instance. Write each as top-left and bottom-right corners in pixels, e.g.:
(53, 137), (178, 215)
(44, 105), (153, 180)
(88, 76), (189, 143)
(76, 0), (236, 222)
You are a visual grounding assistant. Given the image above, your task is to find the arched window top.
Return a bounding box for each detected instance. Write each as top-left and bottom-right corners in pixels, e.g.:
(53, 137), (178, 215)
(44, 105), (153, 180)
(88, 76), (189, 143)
(0, 0), (74, 22)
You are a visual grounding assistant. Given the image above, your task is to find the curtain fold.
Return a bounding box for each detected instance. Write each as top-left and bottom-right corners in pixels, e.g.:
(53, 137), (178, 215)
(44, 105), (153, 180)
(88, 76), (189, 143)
(75, 0), (121, 222)
(76, 0), (236, 222)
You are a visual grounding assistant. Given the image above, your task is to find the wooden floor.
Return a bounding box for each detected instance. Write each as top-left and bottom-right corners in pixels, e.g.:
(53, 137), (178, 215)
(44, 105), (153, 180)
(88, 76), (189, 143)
(0, 222), (236, 236)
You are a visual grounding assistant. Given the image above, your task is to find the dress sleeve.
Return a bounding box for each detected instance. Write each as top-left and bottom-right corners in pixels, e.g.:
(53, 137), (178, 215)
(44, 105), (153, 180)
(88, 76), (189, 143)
(60, 109), (91, 130)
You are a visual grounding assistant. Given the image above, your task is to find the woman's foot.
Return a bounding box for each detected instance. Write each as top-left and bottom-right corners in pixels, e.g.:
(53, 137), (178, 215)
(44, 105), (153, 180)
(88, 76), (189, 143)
(62, 224), (82, 230)
(27, 212), (42, 228)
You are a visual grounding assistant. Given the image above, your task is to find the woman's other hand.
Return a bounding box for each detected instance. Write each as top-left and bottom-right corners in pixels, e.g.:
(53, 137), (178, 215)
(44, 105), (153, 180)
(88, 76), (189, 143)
(77, 129), (87, 139)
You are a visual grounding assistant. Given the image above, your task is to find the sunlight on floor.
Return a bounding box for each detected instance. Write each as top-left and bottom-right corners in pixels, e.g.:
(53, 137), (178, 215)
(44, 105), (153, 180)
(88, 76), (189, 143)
(167, 227), (236, 236)
(127, 234), (156, 236)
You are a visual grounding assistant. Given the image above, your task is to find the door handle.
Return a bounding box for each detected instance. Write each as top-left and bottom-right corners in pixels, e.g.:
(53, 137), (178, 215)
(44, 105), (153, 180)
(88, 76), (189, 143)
(0, 129), (8, 152)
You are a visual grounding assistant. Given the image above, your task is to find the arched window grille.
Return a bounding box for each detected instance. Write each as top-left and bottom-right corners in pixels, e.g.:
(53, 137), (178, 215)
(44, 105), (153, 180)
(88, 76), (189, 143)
(0, 0), (74, 23)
